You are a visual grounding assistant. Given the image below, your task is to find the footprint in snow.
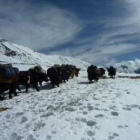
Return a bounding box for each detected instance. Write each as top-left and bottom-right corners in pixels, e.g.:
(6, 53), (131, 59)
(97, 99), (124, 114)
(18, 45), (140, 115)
(122, 106), (132, 111)
(16, 112), (24, 116)
(126, 91), (130, 94)
(75, 117), (81, 122)
(65, 107), (76, 112)
(94, 107), (100, 111)
(108, 133), (119, 140)
(95, 104), (100, 106)
(38, 108), (46, 113)
(9, 132), (22, 140)
(95, 114), (104, 118)
(25, 123), (30, 129)
(108, 135), (114, 140)
(79, 107), (84, 110)
(33, 122), (46, 131)
(111, 112), (119, 116)
(124, 125), (129, 127)
(86, 121), (97, 127)
(109, 106), (117, 111)
(83, 111), (88, 115)
(87, 130), (95, 136)
(51, 131), (57, 134)
(87, 105), (94, 111)
(81, 118), (87, 123)
(75, 117), (87, 123)
(21, 116), (28, 123)
(78, 102), (83, 106)
(93, 97), (99, 100)
(117, 125), (124, 128)
(118, 125), (128, 129)
(81, 138), (87, 140)
(5, 114), (11, 119)
(27, 135), (36, 140)
(102, 96), (108, 98)
(46, 135), (52, 140)
(40, 112), (54, 118)
(113, 133), (119, 137)
(131, 104), (139, 108)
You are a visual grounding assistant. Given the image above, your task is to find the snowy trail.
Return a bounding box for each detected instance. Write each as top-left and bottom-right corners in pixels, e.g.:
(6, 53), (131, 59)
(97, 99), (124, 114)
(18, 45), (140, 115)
(0, 71), (140, 140)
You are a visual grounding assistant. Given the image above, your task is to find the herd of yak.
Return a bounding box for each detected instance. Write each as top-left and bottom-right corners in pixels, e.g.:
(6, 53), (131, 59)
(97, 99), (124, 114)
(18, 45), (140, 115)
(0, 64), (116, 100)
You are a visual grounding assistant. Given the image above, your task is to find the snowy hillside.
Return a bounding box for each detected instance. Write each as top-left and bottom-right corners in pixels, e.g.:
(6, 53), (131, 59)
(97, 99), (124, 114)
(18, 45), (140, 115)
(1, 38), (140, 140)
(0, 38), (89, 70)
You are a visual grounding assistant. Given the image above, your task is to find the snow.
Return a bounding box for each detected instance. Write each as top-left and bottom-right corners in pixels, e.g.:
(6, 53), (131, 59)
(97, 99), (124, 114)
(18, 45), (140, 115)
(1, 38), (140, 140)
(0, 39), (90, 70)
(114, 59), (140, 73)
(0, 70), (140, 140)
(0, 54), (23, 64)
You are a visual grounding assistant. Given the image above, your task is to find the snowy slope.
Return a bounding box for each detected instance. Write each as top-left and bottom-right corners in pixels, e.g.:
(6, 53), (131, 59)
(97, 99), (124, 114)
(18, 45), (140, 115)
(0, 71), (140, 140)
(0, 38), (89, 70)
(1, 38), (140, 140)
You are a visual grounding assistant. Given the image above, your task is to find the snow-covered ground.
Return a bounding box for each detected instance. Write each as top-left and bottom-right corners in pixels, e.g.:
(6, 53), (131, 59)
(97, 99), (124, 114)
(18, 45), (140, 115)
(0, 70), (140, 140)
(1, 37), (140, 140)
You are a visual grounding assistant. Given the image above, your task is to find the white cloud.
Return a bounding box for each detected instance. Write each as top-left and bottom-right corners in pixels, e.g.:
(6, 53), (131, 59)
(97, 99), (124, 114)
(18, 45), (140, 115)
(73, 0), (140, 63)
(0, 1), (83, 51)
(1, 0), (140, 64)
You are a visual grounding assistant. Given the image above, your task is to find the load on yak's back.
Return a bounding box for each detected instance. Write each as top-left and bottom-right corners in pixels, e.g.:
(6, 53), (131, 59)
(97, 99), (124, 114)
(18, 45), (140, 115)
(0, 64), (14, 82)
(0, 64), (20, 100)
(0, 64), (15, 85)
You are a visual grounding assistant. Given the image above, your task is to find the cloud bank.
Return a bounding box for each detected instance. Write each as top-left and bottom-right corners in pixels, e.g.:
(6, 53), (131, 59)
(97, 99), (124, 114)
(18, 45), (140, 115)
(0, 0), (82, 51)
(49, 0), (140, 65)
(0, 0), (140, 65)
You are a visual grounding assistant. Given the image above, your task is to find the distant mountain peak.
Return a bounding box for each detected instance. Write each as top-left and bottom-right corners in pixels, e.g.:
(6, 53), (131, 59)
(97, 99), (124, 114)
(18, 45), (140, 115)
(0, 38), (7, 43)
(114, 59), (140, 73)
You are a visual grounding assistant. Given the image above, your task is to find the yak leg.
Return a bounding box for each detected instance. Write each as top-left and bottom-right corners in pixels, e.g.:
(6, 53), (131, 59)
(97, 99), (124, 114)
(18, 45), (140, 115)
(34, 83), (39, 92)
(17, 84), (21, 91)
(52, 84), (55, 88)
(9, 83), (16, 99)
(9, 89), (12, 99)
(39, 81), (42, 86)
(0, 92), (6, 100)
(25, 84), (29, 93)
(13, 83), (18, 96)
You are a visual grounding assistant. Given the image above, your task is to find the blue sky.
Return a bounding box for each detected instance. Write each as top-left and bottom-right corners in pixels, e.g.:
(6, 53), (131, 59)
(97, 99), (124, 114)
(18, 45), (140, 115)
(0, 0), (140, 65)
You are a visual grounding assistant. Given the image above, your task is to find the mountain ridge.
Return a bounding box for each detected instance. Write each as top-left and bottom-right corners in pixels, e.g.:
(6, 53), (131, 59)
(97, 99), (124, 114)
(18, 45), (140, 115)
(0, 38), (89, 70)
(1, 37), (140, 73)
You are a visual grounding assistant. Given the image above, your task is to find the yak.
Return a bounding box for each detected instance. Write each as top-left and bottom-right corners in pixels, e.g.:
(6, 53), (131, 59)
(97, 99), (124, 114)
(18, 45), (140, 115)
(47, 66), (62, 88)
(87, 65), (100, 83)
(99, 68), (106, 78)
(0, 64), (19, 99)
(18, 67), (48, 93)
(106, 66), (116, 78)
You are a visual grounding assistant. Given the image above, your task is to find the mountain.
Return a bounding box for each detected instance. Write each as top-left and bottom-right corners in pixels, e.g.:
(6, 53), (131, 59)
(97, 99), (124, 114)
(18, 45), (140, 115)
(0, 38), (89, 71)
(113, 59), (140, 73)
(1, 37), (140, 140)
(1, 37), (140, 74)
